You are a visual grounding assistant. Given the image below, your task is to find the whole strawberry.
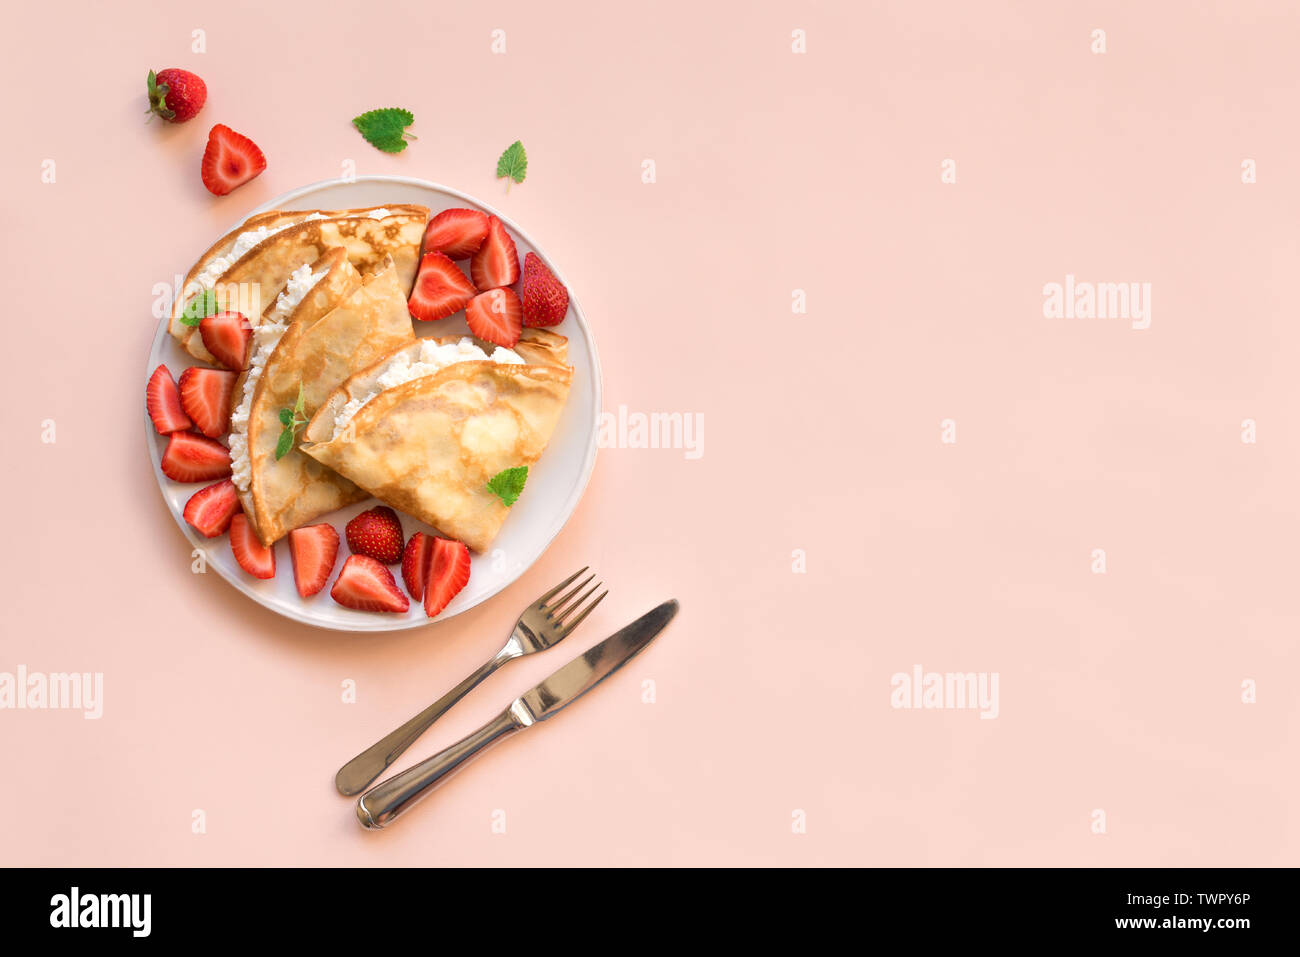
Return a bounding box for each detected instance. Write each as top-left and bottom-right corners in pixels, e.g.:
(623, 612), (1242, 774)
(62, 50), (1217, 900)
(520, 252), (569, 327)
(146, 68), (206, 123)
(345, 506), (405, 565)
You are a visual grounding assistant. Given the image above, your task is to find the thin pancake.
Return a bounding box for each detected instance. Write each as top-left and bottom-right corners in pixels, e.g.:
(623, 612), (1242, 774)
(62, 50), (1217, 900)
(242, 257), (417, 546)
(179, 207), (428, 363)
(167, 204), (424, 345)
(303, 328), (569, 445)
(228, 246), (360, 525)
(301, 362), (573, 552)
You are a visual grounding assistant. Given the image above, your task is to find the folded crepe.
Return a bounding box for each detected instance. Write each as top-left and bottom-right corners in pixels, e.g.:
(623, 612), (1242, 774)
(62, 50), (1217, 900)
(171, 204), (428, 364)
(301, 329), (573, 552)
(168, 203), (421, 344)
(229, 252), (417, 546)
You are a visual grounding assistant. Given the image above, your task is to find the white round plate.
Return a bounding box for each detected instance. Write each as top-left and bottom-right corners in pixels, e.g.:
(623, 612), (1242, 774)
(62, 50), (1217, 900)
(146, 176), (601, 632)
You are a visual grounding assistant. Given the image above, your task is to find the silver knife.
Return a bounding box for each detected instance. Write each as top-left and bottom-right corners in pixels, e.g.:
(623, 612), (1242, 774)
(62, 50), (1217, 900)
(356, 599), (679, 829)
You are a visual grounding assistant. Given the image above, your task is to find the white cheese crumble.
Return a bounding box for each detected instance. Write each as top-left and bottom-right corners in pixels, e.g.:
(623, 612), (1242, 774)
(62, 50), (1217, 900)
(331, 337), (523, 438)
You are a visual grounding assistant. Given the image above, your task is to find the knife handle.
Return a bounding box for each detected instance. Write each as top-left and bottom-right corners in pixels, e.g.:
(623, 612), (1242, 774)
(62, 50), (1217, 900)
(335, 648), (514, 796)
(356, 703), (531, 829)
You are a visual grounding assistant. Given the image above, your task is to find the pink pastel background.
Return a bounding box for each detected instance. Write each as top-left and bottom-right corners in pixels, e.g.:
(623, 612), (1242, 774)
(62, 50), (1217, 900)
(2, 0), (1297, 866)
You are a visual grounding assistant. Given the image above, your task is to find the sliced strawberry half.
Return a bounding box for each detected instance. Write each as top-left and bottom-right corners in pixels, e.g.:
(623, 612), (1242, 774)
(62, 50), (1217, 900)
(161, 431), (231, 482)
(178, 367), (238, 438)
(401, 532), (435, 601)
(331, 555), (410, 613)
(198, 124), (265, 197)
(423, 208), (489, 260)
(199, 311), (253, 370)
(288, 523), (339, 597)
(520, 252), (570, 327)
(469, 215), (519, 290)
(146, 364), (192, 434)
(424, 537), (471, 618)
(230, 513), (275, 579)
(182, 479), (239, 537)
(408, 251), (477, 321)
(201, 123), (267, 196)
(465, 287), (523, 348)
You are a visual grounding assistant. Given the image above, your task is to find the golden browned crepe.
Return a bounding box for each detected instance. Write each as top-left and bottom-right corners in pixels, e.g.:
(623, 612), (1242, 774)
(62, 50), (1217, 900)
(173, 205), (428, 364)
(168, 204), (424, 345)
(236, 255), (416, 546)
(507, 328), (569, 368)
(300, 340), (573, 552)
(303, 329), (570, 446)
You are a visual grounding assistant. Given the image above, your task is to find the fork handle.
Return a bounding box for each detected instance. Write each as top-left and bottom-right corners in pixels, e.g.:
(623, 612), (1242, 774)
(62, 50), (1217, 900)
(334, 648), (514, 796)
(356, 706), (527, 829)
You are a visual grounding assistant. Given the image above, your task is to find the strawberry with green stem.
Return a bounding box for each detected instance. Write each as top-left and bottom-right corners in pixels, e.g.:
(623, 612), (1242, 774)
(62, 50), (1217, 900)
(146, 68), (206, 123)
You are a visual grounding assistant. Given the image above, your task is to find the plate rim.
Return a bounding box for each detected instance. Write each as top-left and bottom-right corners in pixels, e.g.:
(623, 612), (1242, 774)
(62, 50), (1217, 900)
(145, 174), (602, 633)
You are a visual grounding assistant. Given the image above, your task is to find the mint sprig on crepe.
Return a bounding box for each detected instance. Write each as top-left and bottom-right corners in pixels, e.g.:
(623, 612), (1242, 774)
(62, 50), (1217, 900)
(275, 383), (308, 460)
(496, 140), (527, 191)
(179, 288), (220, 327)
(486, 466), (528, 506)
(352, 108), (416, 154)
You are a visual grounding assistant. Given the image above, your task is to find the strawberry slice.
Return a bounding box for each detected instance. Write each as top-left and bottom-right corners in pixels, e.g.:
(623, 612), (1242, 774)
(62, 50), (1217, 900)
(424, 537), (471, 618)
(331, 555), (410, 613)
(146, 364), (192, 434)
(465, 288), (522, 348)
(469, 215), (519, 290)
(182, 479), (239, 537)
(423, 208), (489, 260)
(201, 123), (267, 196)
(199, 311), (252, 369)
(178, 367), (238, 438)
(401, 532), (435, 601)
(520, 252), (570, 327)
(230, 513), (275, 579)
(408, 251), (477, 321)
(161, 431), (231, 482)
(288, 523), (339, 597)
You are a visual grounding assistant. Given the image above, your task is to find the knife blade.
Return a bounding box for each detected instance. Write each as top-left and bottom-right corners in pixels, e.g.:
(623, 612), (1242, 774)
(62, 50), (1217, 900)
(516, 598), (678, 722)
(356, 599), (679, 829)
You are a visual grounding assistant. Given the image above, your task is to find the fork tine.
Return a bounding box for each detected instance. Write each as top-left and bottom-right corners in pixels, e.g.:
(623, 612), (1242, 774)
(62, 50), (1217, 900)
(554, 580), (602, 622)
(549, 575), (595, 618)
(556, 589), (608, 637)
(535, 567), (588, 607)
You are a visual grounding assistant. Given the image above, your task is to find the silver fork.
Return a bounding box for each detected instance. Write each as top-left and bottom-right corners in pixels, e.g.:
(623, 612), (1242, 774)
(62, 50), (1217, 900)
(334, 568), (607, 796)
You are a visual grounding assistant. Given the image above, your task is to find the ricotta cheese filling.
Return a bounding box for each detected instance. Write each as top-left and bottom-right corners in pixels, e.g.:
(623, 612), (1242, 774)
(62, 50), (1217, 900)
(228, 264), (329, 490)
(331, 337), (524, 439)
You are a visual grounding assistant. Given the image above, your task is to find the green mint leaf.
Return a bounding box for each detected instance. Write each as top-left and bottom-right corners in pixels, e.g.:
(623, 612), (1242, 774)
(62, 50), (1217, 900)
(273, 421), (296, 460)
(352, 108), (415, 154)
(179, 288), (219, 326)
(486, 466), (528, 506)
(275, 382), (309, 458)
(496, 140), (527, 186)
(274, 425), (295, 460)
